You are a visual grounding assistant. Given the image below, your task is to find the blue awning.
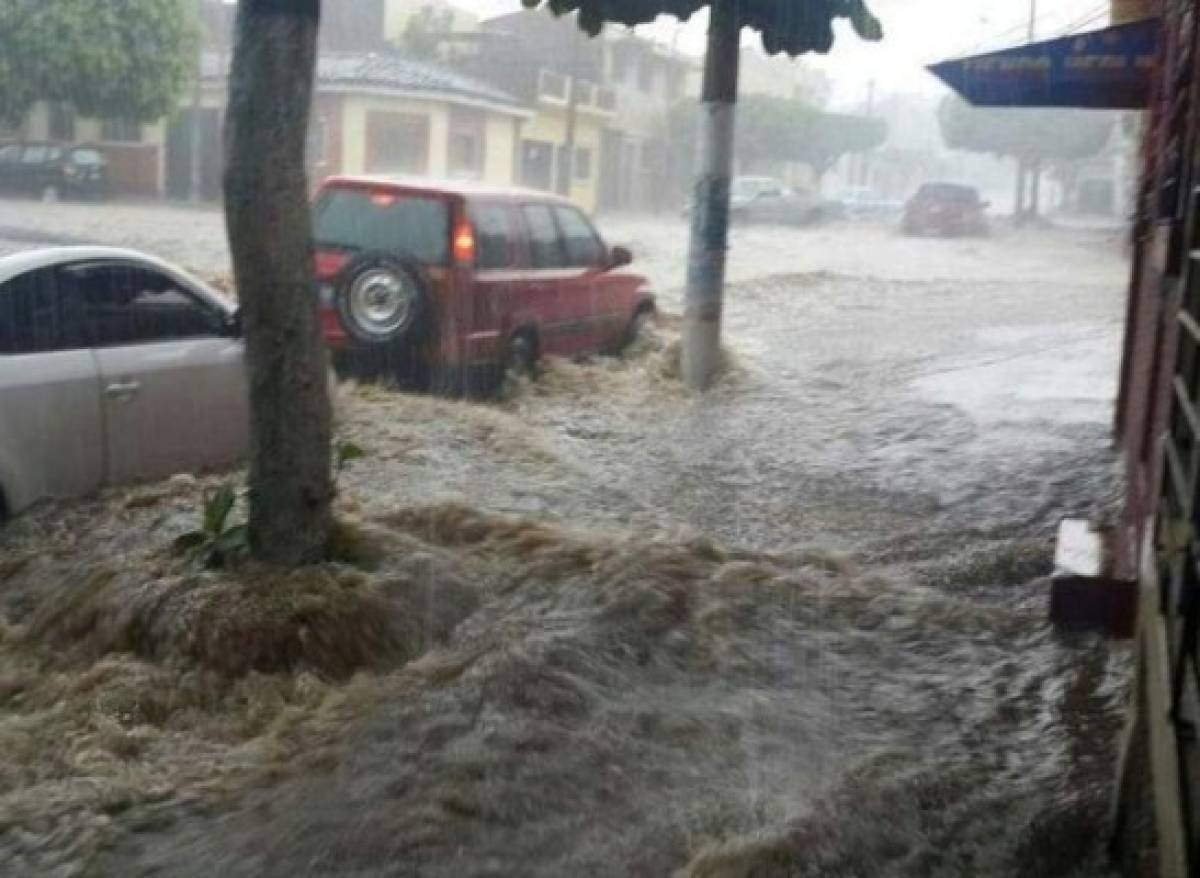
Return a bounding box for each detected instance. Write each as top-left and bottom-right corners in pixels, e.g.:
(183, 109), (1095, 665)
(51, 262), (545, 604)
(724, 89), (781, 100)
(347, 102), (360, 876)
(928, 18), (1160, 110)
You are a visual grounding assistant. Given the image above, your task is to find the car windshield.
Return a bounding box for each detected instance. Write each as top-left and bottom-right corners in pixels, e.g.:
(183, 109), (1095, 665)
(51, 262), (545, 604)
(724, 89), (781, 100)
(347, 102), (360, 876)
(313, 188), (449, 265)
(69, 149), (105, 166)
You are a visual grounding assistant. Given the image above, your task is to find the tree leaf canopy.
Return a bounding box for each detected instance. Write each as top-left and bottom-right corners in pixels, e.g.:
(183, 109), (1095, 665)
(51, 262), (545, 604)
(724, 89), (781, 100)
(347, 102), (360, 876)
(0, 0), (197, 127)
(669, 94), (885, 176)
(938, 95), (1115, 164)
(520, 0), (882, 56)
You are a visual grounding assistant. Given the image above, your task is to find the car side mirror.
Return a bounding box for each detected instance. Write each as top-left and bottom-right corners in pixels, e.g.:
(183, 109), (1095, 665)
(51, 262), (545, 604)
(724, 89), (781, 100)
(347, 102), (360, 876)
(609, 245), (633, 269)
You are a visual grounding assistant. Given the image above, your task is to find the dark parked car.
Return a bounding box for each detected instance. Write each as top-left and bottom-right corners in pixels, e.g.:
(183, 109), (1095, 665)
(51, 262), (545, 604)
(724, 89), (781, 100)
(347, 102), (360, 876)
(0, 143), (108, 201)
(901, 183), (989, 237)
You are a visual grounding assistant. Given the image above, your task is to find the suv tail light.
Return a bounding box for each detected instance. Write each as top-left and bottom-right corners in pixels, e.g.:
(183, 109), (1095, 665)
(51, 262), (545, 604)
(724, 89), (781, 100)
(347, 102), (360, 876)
(452, 219), (476, 266)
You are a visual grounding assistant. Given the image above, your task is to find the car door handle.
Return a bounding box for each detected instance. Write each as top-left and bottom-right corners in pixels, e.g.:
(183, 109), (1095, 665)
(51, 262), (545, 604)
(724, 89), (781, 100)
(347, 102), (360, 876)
(104, 380), (141, 401)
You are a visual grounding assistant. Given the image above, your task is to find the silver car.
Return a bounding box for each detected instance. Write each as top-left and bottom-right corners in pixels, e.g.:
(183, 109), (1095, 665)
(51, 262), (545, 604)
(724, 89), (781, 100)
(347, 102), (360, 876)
(728, 176), (842, 226)
(0, 247), (249, 520)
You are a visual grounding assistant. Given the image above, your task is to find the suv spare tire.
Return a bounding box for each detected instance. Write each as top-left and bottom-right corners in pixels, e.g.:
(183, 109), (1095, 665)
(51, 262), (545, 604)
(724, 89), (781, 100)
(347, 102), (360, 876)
(333, 251), (431, 347)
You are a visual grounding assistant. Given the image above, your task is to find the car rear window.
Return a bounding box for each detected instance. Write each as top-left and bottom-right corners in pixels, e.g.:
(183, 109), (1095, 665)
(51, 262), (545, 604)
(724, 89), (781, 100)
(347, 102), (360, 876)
(313, 187), (449, 265)
(917, 184), (978, 203)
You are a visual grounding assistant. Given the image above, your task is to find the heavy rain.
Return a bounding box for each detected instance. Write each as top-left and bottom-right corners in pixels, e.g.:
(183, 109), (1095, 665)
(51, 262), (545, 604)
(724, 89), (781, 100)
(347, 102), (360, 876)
(0, 0), (1166, 876)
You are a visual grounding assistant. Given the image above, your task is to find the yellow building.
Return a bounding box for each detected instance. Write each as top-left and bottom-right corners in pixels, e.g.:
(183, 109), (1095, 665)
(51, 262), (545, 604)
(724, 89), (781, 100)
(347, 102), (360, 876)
(512, 70), (613, 211)
(460, 10), (614, 213)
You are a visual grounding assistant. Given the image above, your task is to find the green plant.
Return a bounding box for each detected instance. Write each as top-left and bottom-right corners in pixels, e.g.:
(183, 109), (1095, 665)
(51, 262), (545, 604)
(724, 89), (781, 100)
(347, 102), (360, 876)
(174, 484), (249, 568)
(334, 439), (366, 488)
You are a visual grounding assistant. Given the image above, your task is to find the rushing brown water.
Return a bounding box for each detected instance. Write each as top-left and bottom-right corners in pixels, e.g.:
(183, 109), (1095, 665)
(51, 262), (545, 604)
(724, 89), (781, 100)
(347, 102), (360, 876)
(0, 206), (1129, 876)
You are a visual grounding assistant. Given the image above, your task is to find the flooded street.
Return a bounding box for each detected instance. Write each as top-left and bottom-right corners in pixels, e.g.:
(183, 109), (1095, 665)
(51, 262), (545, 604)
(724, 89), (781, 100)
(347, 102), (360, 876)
(0, 200), (1132, 876)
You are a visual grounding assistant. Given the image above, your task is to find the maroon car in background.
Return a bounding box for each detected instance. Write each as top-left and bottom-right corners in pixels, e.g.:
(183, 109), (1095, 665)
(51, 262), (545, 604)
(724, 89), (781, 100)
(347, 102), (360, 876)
(311, 177), (656, 396)
(901, 182), (990, 237)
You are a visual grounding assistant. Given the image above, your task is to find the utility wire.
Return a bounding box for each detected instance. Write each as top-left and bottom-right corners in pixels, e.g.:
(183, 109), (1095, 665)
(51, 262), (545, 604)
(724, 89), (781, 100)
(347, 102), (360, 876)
(945, 3), (1108, 60)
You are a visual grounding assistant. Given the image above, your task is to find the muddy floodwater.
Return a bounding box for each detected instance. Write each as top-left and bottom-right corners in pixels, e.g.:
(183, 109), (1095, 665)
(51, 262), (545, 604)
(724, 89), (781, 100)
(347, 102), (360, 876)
(0, 201), (1131, 876)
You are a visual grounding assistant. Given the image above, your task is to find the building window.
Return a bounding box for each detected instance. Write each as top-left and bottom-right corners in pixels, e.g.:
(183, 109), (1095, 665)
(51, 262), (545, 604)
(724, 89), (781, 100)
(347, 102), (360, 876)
(365, 111), (429, 174)
(447, 108), (485, 179)
(101, 117), (142, 143)
(49, 103), (75, 142)
(539, 69), (568, 101)
(520, 139), (554, 191)
(574, 147), (592, 181)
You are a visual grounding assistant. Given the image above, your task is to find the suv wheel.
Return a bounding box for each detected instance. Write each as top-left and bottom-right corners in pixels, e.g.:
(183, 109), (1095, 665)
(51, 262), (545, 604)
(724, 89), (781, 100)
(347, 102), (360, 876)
(333, 251), (431, 371)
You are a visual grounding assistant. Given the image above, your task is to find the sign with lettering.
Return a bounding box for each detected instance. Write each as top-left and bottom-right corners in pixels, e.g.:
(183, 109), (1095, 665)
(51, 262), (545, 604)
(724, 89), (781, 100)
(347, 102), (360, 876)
(928, 18), (1160, 109)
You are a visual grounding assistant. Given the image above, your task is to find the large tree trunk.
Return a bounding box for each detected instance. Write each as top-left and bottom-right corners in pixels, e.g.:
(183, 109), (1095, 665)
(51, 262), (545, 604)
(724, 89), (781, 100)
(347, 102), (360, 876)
(224, 0), (332, 566)
(682, 0), (739, 391)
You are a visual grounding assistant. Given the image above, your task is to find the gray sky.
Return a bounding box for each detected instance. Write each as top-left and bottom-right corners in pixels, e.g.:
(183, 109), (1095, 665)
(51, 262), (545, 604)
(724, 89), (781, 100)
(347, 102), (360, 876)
(448, 0), (1113, 105)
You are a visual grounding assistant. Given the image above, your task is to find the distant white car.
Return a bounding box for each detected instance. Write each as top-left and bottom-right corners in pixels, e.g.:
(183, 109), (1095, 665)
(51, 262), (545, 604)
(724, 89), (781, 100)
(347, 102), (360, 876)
(0, 247), (249, 520)
(837, 186), (903, 218)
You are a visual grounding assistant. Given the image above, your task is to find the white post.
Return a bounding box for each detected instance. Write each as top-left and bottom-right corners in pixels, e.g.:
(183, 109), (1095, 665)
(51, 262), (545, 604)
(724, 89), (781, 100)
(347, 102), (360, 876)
(682, 0), (739, 391)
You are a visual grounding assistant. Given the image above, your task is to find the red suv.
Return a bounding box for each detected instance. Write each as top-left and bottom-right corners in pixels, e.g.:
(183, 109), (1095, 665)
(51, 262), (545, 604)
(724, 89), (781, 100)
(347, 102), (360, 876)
(311, 177), (656, 394)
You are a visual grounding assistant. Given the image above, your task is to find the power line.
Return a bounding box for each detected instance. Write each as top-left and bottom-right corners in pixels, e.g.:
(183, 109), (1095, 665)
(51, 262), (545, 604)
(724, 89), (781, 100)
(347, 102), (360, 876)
(947, 1), (1109, 60)
(1053, 5), (1111, 37)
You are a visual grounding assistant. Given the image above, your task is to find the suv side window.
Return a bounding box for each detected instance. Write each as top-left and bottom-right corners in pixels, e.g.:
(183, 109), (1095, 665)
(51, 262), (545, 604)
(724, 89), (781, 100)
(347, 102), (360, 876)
(0, 268), (63, 355)
(522, 204), (566, 269)
(553, 206), (606, 267)
(470, 202), (515, 270)
(59, 262), (224, 348)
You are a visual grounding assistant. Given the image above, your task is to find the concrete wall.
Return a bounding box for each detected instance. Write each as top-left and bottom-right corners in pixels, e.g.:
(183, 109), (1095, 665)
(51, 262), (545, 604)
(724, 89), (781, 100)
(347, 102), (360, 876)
(484, 113), (518, 185)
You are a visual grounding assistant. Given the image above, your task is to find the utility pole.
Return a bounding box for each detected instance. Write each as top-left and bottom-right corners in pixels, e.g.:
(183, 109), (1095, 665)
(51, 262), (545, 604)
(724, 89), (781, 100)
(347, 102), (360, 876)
(1026, 0), (1040, 220)
(859, 78), (876, 187)
(1015, 0), (1038, 222)
(681, 0), (740, 390)
(556, 25), (584, 197)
